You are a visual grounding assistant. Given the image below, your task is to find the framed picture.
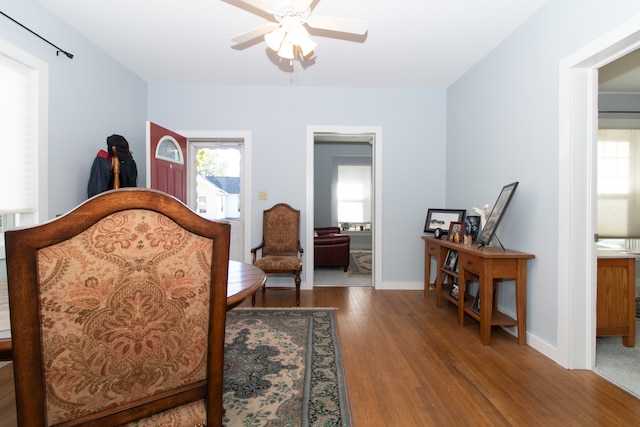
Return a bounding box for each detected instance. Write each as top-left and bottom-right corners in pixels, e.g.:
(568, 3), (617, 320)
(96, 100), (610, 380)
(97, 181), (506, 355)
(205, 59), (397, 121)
(465, 215), (481, 241)
(447, 221), (465, 243)
(450, 281), (459, 300)
(424, 209), (466, 234)
(471, 289), (480, 315)
(444, 249), (458, 271)
(476, 181), (519, 248)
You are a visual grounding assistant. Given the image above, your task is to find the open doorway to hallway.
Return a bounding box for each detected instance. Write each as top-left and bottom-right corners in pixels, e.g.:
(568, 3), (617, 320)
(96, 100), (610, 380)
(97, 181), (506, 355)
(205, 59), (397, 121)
(314, 135), (373, 286)
(305, 126), (383, 289)
(592, 49), (640, 397)
(558, 15), (640, 370)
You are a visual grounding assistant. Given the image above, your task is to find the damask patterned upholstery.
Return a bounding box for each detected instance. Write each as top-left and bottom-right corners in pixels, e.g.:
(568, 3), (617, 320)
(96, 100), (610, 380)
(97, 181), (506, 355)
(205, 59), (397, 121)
(251, 203), (303, 305)
(4, 188), (230, 426)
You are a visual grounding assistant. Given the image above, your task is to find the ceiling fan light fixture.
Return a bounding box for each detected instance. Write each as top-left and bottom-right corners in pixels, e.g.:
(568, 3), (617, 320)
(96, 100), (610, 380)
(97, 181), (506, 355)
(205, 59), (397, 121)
(298, 37), (317, 57)
(230, 0), (368, 62)
(277, 38), (295, 59)
(288, 25), (317, 57)
(264, 28), (286, 51)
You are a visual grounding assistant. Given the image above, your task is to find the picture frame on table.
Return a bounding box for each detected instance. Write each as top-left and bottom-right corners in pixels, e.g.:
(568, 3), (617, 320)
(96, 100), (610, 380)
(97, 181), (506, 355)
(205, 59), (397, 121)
(424, 209), (466, 234)
(476, 182), (519, 248)
(447, 221), (465, 243)
(471, 289), (480, 315)
(471, 287), (494, 315)
(465, 215), (481, 241)
(444, 249), (458, 271)
(449, 280), (460, 300)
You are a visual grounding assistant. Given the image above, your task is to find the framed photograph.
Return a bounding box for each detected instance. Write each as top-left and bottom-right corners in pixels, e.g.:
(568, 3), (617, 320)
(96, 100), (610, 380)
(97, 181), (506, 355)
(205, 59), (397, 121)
(424, 209), (466, 234)
(471, 289), (480, 315)
(447, 221), (465, 243)
(476, 181), (519, 247)
(449, 281), (459, 300)
(444, 249), (458, 271)
(465, 215), (481, 241)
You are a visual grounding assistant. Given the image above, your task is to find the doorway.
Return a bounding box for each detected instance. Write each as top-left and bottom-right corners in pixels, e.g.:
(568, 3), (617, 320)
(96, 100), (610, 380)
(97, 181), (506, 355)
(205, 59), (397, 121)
(559, 16), (640, 369)
(314, 135), (373, 286)
(190, 142), (244, 261)
(592, 52), (640, 394)
(305, 126), (383, 290)
(147, 124), (253, 263)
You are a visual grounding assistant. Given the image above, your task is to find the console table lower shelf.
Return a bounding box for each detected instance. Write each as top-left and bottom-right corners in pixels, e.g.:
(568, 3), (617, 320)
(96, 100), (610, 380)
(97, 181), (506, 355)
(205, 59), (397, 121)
(423, 236), (535, 345)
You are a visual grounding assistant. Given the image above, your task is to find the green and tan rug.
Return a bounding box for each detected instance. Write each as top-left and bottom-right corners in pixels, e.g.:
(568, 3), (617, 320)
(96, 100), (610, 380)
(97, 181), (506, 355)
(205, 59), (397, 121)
(223, 308), (351, 427)
(347, 251), (372, 278)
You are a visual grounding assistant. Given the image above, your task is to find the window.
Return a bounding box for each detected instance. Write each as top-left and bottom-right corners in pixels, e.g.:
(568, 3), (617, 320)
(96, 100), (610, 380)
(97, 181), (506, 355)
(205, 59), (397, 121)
(155, 136), (184, 163)
(597, 129), (640, 238)
(0, 41), (48, 258)
(335, 162), (371, 227)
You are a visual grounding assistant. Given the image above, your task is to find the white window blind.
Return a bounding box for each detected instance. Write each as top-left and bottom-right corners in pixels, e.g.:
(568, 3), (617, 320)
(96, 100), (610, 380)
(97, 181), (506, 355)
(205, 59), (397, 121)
(336, 164), (372, 223)
(597, 129), (640, 238)
(0, 53), (37, 214)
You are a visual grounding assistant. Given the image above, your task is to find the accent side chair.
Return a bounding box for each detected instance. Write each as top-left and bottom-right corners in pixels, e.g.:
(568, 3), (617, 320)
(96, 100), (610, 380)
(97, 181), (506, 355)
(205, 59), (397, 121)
(251, 203), (304, 305)
(4, 188), (230, 426)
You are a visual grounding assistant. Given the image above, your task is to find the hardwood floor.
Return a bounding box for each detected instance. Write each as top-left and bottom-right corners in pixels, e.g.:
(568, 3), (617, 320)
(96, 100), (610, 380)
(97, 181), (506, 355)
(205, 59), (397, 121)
(1, 286), (639, 426)
(0, 362), (15, 427)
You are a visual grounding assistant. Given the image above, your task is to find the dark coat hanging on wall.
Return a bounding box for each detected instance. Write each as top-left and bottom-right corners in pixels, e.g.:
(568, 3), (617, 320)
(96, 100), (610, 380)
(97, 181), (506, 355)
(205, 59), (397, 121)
(87, 134), (138, 198)
(87, 149), (112, 198)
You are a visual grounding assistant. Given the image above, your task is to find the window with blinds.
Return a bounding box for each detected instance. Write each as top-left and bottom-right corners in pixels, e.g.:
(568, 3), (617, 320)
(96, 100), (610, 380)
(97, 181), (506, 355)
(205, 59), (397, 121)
(0, 41), (47, 258)
(335, 162), (372, 224)
(0, 53), (37, 215)
(597, 129), (640, 238)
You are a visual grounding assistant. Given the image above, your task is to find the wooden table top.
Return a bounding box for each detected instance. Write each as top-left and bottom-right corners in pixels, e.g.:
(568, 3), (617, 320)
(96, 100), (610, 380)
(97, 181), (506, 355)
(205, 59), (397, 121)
(0, 261), (266, 361)
(226, 260), (267, 309)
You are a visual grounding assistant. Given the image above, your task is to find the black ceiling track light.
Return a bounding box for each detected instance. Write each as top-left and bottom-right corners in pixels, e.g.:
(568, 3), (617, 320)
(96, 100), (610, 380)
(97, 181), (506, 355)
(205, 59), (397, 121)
(1, 11), (74, 59)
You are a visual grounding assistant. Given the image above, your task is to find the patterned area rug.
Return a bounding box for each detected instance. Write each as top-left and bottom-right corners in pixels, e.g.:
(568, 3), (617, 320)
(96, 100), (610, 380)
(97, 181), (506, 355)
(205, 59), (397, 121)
(347, 251), (372, 278)
(223, 309), (351, 427)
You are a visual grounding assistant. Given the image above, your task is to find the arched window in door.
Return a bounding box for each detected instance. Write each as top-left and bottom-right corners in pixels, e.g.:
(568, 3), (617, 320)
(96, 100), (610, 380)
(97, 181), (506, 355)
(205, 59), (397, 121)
(155, 136), (184, 164)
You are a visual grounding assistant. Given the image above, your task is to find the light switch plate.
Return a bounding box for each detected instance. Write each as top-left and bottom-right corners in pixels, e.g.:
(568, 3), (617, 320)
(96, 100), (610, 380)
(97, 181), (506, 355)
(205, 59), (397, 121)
(258, 190), (268, 200)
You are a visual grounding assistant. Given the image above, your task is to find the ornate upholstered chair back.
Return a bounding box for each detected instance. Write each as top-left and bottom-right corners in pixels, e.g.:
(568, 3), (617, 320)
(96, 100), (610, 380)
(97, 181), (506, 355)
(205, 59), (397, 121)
(262, 203), (301, 255)
(250, 203), (303, 305)
(4, 188), (230, 426)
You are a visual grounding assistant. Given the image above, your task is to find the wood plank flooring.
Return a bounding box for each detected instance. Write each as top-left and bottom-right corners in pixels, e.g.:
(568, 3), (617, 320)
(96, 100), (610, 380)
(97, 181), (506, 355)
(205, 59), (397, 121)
(1, 286), (639, 426)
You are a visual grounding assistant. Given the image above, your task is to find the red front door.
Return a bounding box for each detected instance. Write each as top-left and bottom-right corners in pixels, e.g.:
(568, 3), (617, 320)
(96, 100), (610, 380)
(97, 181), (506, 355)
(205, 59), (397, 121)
(148, 122), (187, 204)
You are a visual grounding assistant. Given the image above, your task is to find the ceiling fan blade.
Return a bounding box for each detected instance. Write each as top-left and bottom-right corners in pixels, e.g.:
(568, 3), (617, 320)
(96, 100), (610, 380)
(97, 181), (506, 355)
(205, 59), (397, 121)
(232, 0), (277, 15)
(293, 0), (313, 12)
(307, 15), (368, 35)
(231, 23), (278, 44)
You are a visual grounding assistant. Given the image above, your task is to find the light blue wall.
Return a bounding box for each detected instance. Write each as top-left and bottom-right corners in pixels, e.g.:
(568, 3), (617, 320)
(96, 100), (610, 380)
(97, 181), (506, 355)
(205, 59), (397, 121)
(0, 0), (147, 279)
(446, 0), (640, 346)
(0, 0), (147, 217)
(148, 85), (447, 284)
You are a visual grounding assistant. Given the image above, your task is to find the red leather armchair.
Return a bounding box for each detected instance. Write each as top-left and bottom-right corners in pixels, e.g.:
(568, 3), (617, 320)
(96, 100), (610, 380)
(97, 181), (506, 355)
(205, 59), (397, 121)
(314, 227), (350, 271)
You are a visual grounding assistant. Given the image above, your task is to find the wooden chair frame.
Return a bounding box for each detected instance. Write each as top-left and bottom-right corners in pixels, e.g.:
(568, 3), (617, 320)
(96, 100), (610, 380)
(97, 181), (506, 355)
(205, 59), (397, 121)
(251, 203), (303, 305)
(4, 188), (230, 426)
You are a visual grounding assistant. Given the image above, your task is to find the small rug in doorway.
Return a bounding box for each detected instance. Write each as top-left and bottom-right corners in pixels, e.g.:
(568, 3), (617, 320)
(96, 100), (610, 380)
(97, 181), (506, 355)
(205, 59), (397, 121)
(594, 319), (640, 399)
(347, 251), (372, 278)
(223, 308), (351, 427)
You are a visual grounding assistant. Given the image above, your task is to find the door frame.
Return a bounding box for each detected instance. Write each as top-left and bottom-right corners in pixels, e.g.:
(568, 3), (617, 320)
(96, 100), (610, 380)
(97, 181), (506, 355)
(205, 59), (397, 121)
(559, 15), (640, 369)
(306, 125), (383, 289)
(178, 130), (253, 264)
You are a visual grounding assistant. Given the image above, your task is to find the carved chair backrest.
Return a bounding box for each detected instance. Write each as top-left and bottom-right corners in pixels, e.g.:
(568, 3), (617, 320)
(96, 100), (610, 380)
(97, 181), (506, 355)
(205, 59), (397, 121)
(4, 188), (230, 426)
(262, 203), (300, 256)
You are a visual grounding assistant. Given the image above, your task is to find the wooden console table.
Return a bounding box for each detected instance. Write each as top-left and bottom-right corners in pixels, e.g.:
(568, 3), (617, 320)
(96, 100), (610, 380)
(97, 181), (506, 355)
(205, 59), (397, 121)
(596, 255), (636, 347)
(422, 236), (535, 345)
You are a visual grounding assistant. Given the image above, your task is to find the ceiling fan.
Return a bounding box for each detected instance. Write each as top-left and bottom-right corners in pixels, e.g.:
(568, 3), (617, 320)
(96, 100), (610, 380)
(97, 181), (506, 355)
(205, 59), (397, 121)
(228, 0), (368, 60)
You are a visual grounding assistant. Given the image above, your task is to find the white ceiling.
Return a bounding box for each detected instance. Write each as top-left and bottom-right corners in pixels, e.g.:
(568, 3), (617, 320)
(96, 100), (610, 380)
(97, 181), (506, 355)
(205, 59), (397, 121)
(38, 0), (552, 88)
